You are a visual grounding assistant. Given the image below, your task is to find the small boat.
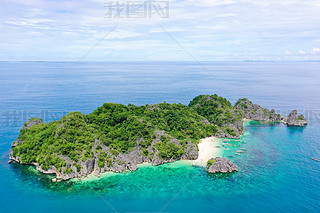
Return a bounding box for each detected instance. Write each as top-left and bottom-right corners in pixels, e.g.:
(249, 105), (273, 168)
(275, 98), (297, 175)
(236, 150), (245, 153)
(235, 140), (241, 142)
(312, 157), (320, 162)
(228, 155), (234, 158)
(235, 153), (241, 155)
(215, 146), (221, 148)
(223, 139), (230, 142)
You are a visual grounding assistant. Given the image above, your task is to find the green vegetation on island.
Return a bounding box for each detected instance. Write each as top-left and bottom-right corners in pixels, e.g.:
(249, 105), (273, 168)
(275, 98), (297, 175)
(10, 94), (300, 180)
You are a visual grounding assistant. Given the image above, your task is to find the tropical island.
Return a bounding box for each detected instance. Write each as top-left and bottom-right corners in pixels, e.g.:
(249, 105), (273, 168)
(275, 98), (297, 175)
(9, 95), (307, 180)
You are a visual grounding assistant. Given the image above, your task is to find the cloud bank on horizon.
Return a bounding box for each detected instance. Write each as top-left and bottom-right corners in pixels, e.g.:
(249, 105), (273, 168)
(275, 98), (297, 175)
(1, 0), (320, 61)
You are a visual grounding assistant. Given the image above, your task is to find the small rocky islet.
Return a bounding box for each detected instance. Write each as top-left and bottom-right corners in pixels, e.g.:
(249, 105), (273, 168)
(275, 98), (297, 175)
(282, 110), (308, 126)
(207, 157), (238, 173)
(9, 95), (307, 180)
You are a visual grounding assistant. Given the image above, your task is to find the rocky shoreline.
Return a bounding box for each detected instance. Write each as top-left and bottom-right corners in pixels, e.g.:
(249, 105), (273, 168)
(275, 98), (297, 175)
(10, 129), (199, 180)
(9, 96), (308, 180)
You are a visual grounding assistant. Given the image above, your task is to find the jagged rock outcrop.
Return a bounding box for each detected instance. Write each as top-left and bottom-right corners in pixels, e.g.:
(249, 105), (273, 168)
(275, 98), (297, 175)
(22, 118), (44, 130)
(215, 120), (244, 139)
(282, 110), (308, 126)
(207, 157), (238, 173)
(235, 99), (308, 127)
(235, 98), (281, 121)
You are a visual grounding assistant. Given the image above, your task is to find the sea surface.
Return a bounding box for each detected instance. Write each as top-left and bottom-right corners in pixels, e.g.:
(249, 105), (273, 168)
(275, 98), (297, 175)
(0, 61), (320, 213)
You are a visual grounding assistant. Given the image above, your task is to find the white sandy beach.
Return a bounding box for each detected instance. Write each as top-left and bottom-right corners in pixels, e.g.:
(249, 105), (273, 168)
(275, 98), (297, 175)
(193, 136), (220, 165)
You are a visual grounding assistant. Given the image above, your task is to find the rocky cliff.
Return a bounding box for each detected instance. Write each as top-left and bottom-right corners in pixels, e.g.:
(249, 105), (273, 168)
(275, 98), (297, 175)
(234, 98), (281, 121)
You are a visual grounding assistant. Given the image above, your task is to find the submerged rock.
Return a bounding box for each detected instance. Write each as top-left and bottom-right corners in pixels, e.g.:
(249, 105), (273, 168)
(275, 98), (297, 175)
(206, 157), (238, 173)
(283, 110), (307, 126)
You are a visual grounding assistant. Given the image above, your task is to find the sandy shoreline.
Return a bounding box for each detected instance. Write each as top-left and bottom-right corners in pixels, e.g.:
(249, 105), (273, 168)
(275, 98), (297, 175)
(193, 136), (220, 165)
(73, 137), (222, 182)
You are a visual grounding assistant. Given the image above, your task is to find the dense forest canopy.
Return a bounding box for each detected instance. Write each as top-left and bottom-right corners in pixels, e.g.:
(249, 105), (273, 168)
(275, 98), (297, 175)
(10, 94), (280, 179)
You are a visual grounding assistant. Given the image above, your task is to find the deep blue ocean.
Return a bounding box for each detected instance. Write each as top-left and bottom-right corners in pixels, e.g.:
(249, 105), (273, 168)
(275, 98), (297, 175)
(0, 61), (320, 213)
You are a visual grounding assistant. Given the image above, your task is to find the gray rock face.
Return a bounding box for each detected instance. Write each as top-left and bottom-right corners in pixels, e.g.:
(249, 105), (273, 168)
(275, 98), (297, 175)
(9, 150), (21, 163)
(235, 98), (281, 121)
(181, 141), (199, 160)
(207, 157), (238, 173)
(11, 139), (23, 147)
(215, 120), (244, 139)
(80, 158), (95, 175)
(283, 110), (308, 126)
(22, 118), (44, 130)
(196, 97), (283, 140)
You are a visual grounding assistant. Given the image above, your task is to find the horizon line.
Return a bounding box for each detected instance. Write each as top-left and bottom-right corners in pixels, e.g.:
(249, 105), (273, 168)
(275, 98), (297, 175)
(1, 60), (320, 63)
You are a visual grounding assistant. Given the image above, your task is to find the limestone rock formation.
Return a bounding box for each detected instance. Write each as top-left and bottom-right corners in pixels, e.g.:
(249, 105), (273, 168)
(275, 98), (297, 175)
(283, 110), (308, 126)
(235, 98), (281, 121)
(22, 118), (44, 130)
(206, 157), (238, 173)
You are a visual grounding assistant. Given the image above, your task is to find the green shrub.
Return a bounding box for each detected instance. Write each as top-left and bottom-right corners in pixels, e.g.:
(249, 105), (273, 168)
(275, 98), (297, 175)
(64, 168), (73, 174)
(207, 159), (215, 167)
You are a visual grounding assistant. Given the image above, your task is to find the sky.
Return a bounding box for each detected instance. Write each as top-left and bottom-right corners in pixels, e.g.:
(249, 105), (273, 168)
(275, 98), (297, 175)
(0, 0), (320, 61)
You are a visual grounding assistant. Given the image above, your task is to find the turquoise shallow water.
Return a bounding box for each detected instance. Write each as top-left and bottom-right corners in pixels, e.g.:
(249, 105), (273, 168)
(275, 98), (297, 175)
(0, 62), (320, 212)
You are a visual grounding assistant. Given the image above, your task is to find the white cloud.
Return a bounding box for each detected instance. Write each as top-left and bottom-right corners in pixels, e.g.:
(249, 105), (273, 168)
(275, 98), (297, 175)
(184, 0), (237, 7)
(215, 13), (237, 18)
(311, 48), (320, 54)
(1, 0), (320, 61)
(106, 29), (142, 39)
(285, 50), (292, 55)
(149, 27), (186, 33)
(296, 48), (320, 56)
(4, 18), (55, 27)
(196, 25), (229, 30)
